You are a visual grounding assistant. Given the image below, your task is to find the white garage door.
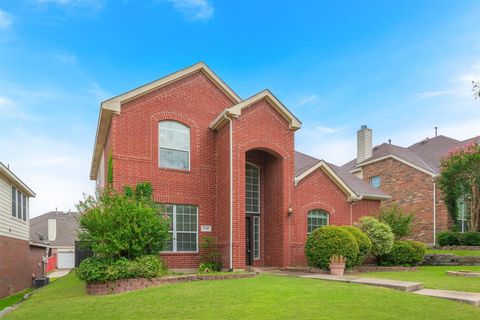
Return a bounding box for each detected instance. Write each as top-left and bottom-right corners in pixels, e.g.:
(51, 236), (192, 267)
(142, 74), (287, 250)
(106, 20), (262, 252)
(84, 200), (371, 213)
(57, 252), (75, 269)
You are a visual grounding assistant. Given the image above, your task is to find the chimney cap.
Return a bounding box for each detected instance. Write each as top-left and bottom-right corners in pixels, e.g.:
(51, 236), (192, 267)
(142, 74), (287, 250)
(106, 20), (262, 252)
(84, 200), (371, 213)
(361, 125), (368, 130)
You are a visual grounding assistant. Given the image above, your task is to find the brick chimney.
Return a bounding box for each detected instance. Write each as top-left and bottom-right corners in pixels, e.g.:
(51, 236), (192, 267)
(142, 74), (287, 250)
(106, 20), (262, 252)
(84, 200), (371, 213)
(357, 125), (372, 163)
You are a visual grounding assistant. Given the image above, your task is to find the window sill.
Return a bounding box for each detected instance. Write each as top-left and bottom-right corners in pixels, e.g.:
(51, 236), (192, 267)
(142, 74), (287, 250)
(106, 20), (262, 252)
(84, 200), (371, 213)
(158, 167), (191, 174)
(161, 251), (199, 255)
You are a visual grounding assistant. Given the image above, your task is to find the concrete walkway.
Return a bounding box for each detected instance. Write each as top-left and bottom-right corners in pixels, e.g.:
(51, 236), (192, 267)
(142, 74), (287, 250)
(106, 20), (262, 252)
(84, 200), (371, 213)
(48, 269), (71, 278)
(263, 269), (480, 306)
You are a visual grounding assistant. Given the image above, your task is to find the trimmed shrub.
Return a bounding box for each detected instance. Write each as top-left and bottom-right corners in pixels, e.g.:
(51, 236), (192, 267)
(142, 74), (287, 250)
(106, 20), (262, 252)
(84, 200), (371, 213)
(357, 217), (394, 257)
(461, 232), (480, 246)
(377, 204), (415, 239)
(379, 240), (426, 266)
(438, 231), (462, 246)
(305, 226), (359, 269)
(341, 226), (372, 266)
(77, 255), (167, 283)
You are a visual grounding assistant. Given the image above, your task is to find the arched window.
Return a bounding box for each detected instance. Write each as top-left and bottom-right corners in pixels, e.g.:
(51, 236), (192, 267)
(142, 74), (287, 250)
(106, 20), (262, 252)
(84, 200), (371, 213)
(158, 121), (190, 170)
(307, 209), (329, 234)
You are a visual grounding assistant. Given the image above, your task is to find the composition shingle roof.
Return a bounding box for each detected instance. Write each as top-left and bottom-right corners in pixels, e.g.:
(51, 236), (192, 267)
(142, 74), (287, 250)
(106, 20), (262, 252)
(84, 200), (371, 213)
(342, 134), (478, 175)
(30, 211), (80, 247)
(295, 151), (389, 199)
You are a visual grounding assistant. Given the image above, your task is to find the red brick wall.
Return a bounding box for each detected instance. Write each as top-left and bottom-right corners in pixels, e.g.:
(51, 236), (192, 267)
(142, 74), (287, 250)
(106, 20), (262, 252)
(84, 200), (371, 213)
(361, 158), (449, 244)
(0, 236), (46, 298)
(291, 168), (381, 266)
(109, 71), (236, 268)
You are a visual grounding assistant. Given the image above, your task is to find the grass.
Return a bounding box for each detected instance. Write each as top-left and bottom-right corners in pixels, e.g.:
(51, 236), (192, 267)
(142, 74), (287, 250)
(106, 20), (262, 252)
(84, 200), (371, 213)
(4, 273), (480, 319)
(358, 266), (480, 292)
(426, 249), (480, 256)
(0, 288), (32, 311)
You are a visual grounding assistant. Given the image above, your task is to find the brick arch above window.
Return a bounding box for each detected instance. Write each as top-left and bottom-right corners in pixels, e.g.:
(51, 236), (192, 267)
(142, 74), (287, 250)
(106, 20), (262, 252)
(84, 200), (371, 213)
(238, 139), (291, 161)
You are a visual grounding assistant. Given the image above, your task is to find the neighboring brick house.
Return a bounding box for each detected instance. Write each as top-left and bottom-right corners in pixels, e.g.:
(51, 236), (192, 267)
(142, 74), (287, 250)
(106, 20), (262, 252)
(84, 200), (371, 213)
(342, 125), (480, 245)
(0, 162), (47, 299)
(89, 62), (389, 270)
(30, 211), (80, 269)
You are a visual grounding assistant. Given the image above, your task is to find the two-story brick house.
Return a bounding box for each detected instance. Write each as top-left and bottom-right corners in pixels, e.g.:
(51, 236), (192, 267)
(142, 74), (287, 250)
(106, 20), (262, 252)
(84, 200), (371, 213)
(89, 63), (389, 270)
(342, 125), (479, 245)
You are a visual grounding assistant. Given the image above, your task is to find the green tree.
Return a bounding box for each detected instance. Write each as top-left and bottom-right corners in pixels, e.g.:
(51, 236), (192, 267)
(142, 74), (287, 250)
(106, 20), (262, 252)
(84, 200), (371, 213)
(438, 142), (480, 231)
(377, 203), (415, 239)
(77, 184), (170, 259)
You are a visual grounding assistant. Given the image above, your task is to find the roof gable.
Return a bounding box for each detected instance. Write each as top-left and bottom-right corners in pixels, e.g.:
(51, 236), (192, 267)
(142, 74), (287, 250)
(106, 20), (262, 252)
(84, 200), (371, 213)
(90, 62), (241, 179)
(209, 90), (302, 131)
(0, 162), (35, 197)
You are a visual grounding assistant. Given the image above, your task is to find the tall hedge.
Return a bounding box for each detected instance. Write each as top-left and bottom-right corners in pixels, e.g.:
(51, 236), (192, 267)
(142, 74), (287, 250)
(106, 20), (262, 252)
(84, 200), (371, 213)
(305, 226), (359, 269)
(342, 226), (372, 266)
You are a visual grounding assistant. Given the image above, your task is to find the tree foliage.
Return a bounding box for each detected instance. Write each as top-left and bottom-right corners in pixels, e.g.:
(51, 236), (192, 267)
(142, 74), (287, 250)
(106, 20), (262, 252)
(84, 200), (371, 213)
(77, 183), (170, 259)
(438, 142), (480, 231)
(377, 203), (415, 239)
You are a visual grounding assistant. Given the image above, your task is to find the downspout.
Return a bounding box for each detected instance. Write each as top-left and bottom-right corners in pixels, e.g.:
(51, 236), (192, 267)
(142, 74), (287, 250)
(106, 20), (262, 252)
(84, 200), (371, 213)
(433, 179), (437, 247)
(228, 117), (234, 271)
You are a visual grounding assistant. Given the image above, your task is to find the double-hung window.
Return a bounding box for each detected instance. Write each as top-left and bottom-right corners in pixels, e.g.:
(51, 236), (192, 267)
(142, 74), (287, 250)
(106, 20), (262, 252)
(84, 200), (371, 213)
(370, 175), (381, 189)
(307, 209), (329, 235)
(158, 121), (190, 170)
(164, 204), (198, 252)
(11, 186), (28, 221)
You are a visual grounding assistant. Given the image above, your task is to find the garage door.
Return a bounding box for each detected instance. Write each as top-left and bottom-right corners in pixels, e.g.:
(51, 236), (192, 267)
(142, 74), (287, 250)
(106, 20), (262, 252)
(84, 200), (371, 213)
(57, 252), (75, 269)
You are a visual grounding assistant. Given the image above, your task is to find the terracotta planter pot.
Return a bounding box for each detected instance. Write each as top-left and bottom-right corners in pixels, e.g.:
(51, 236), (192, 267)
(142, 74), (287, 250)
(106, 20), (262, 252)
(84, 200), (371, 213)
(329, 262), (345, 276)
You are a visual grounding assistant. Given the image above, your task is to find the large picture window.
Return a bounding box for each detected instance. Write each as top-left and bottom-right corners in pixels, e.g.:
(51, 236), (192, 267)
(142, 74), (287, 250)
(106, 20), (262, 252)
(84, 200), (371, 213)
(307, 209), (329, 234)
(159, 121), (190, 170)
(245, 163), (260, 214)
(164, 204), (198, 252)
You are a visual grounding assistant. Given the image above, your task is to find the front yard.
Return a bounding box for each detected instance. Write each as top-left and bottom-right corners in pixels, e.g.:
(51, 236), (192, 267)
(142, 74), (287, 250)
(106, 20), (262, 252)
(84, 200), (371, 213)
(358, 266), (480, 292)
(425, 249), (480, 256)
(4, 272), (480, 320)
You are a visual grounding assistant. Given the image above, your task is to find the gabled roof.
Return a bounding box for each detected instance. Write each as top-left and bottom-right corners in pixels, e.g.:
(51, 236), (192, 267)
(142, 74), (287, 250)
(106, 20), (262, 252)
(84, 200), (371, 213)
(0, 162), (36, 197)
(90, 62), (241, 180)
(342, 134), (479, 176)
(30, 211), (80, 247)
(209, 90), (302, 131)
(294, 151), (390, 201)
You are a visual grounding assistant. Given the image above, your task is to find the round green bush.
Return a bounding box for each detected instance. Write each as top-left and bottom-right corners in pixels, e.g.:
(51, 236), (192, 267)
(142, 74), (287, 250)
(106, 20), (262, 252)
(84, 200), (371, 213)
(305, 226), (359, 269)
(461, 232), (480, 246)
(342, 226), (372, 266)
(379, 240), (426, 266)
(438, 231), (462, 246)
(357, 216), (394, 257)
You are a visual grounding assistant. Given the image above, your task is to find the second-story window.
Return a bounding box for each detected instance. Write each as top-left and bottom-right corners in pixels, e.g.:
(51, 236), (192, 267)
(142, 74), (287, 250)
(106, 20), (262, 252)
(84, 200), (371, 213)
(370, 175), (381, 189)
(158, 121), (190, 170)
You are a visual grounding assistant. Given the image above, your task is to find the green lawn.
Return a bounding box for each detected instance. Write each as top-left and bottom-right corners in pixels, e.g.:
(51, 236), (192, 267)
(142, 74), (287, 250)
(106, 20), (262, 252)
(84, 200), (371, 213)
(4, 273), (480, 319)
(0, 288), (32, 311)
(358, 266), (480, 292)
(426, 249), (480, 256)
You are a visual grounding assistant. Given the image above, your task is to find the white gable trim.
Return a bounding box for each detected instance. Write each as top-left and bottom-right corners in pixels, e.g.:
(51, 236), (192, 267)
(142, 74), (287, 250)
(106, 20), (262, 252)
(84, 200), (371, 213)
(209, 90), (302, 131)
(356, 155), (438, 177)
(294, 161), (361, 201)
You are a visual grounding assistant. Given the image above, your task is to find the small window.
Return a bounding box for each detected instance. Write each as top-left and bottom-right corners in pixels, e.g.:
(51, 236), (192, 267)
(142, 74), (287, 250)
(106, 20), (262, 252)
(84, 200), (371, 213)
(11, 186), (28, 221)
(163, 204), (198, 252)
(370, 175), (381, 189)
(307, 209), (329, 234)
(253, 216), (260, 259)
(159, 121), (190, 170)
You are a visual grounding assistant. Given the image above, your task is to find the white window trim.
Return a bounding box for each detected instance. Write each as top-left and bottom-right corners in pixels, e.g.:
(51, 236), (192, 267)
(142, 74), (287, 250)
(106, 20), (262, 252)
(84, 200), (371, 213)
(158, 121), (191, 171)
(164, 204), (198, 253)
(253, 216), (260, 260)
(307, 210), (329, 235)
(245, 162), (260, 214)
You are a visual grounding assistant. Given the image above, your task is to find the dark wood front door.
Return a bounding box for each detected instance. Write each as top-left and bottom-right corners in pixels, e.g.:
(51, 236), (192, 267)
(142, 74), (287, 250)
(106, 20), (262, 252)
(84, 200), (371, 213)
(245, 217), (253, 265)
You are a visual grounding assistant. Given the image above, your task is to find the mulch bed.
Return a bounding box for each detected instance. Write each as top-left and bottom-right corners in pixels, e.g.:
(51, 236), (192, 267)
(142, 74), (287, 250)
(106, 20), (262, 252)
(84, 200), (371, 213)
(86, 272), (259, 295)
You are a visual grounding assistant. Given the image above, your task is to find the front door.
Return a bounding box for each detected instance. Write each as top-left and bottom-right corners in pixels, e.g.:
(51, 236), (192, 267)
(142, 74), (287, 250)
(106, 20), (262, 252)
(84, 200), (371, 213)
(245, 216), (253, 265)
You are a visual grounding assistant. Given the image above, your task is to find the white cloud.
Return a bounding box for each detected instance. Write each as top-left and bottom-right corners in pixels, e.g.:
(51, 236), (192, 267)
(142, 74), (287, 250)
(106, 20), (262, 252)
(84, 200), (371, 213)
(0, 9), (13, 30)
(314, 125), (346, 135)
(34, 0), (105, 10)
(166, 0), (214, 21)
(296, 94), (319, 107)
(414, 90), (456, 100)
(0, 96), (30, 119)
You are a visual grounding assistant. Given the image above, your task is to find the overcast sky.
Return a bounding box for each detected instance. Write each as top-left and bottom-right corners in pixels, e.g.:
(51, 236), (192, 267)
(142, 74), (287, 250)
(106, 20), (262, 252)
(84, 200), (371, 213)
(0, 0), (479, 217)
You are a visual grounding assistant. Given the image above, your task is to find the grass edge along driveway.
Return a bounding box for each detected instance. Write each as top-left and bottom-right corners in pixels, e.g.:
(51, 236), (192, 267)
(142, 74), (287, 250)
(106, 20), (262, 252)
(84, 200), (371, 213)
(5, 272), (480, 320)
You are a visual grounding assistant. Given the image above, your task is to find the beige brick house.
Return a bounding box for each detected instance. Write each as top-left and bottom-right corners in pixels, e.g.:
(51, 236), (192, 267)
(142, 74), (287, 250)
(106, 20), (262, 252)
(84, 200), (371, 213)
(342, 126), (479, 245)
